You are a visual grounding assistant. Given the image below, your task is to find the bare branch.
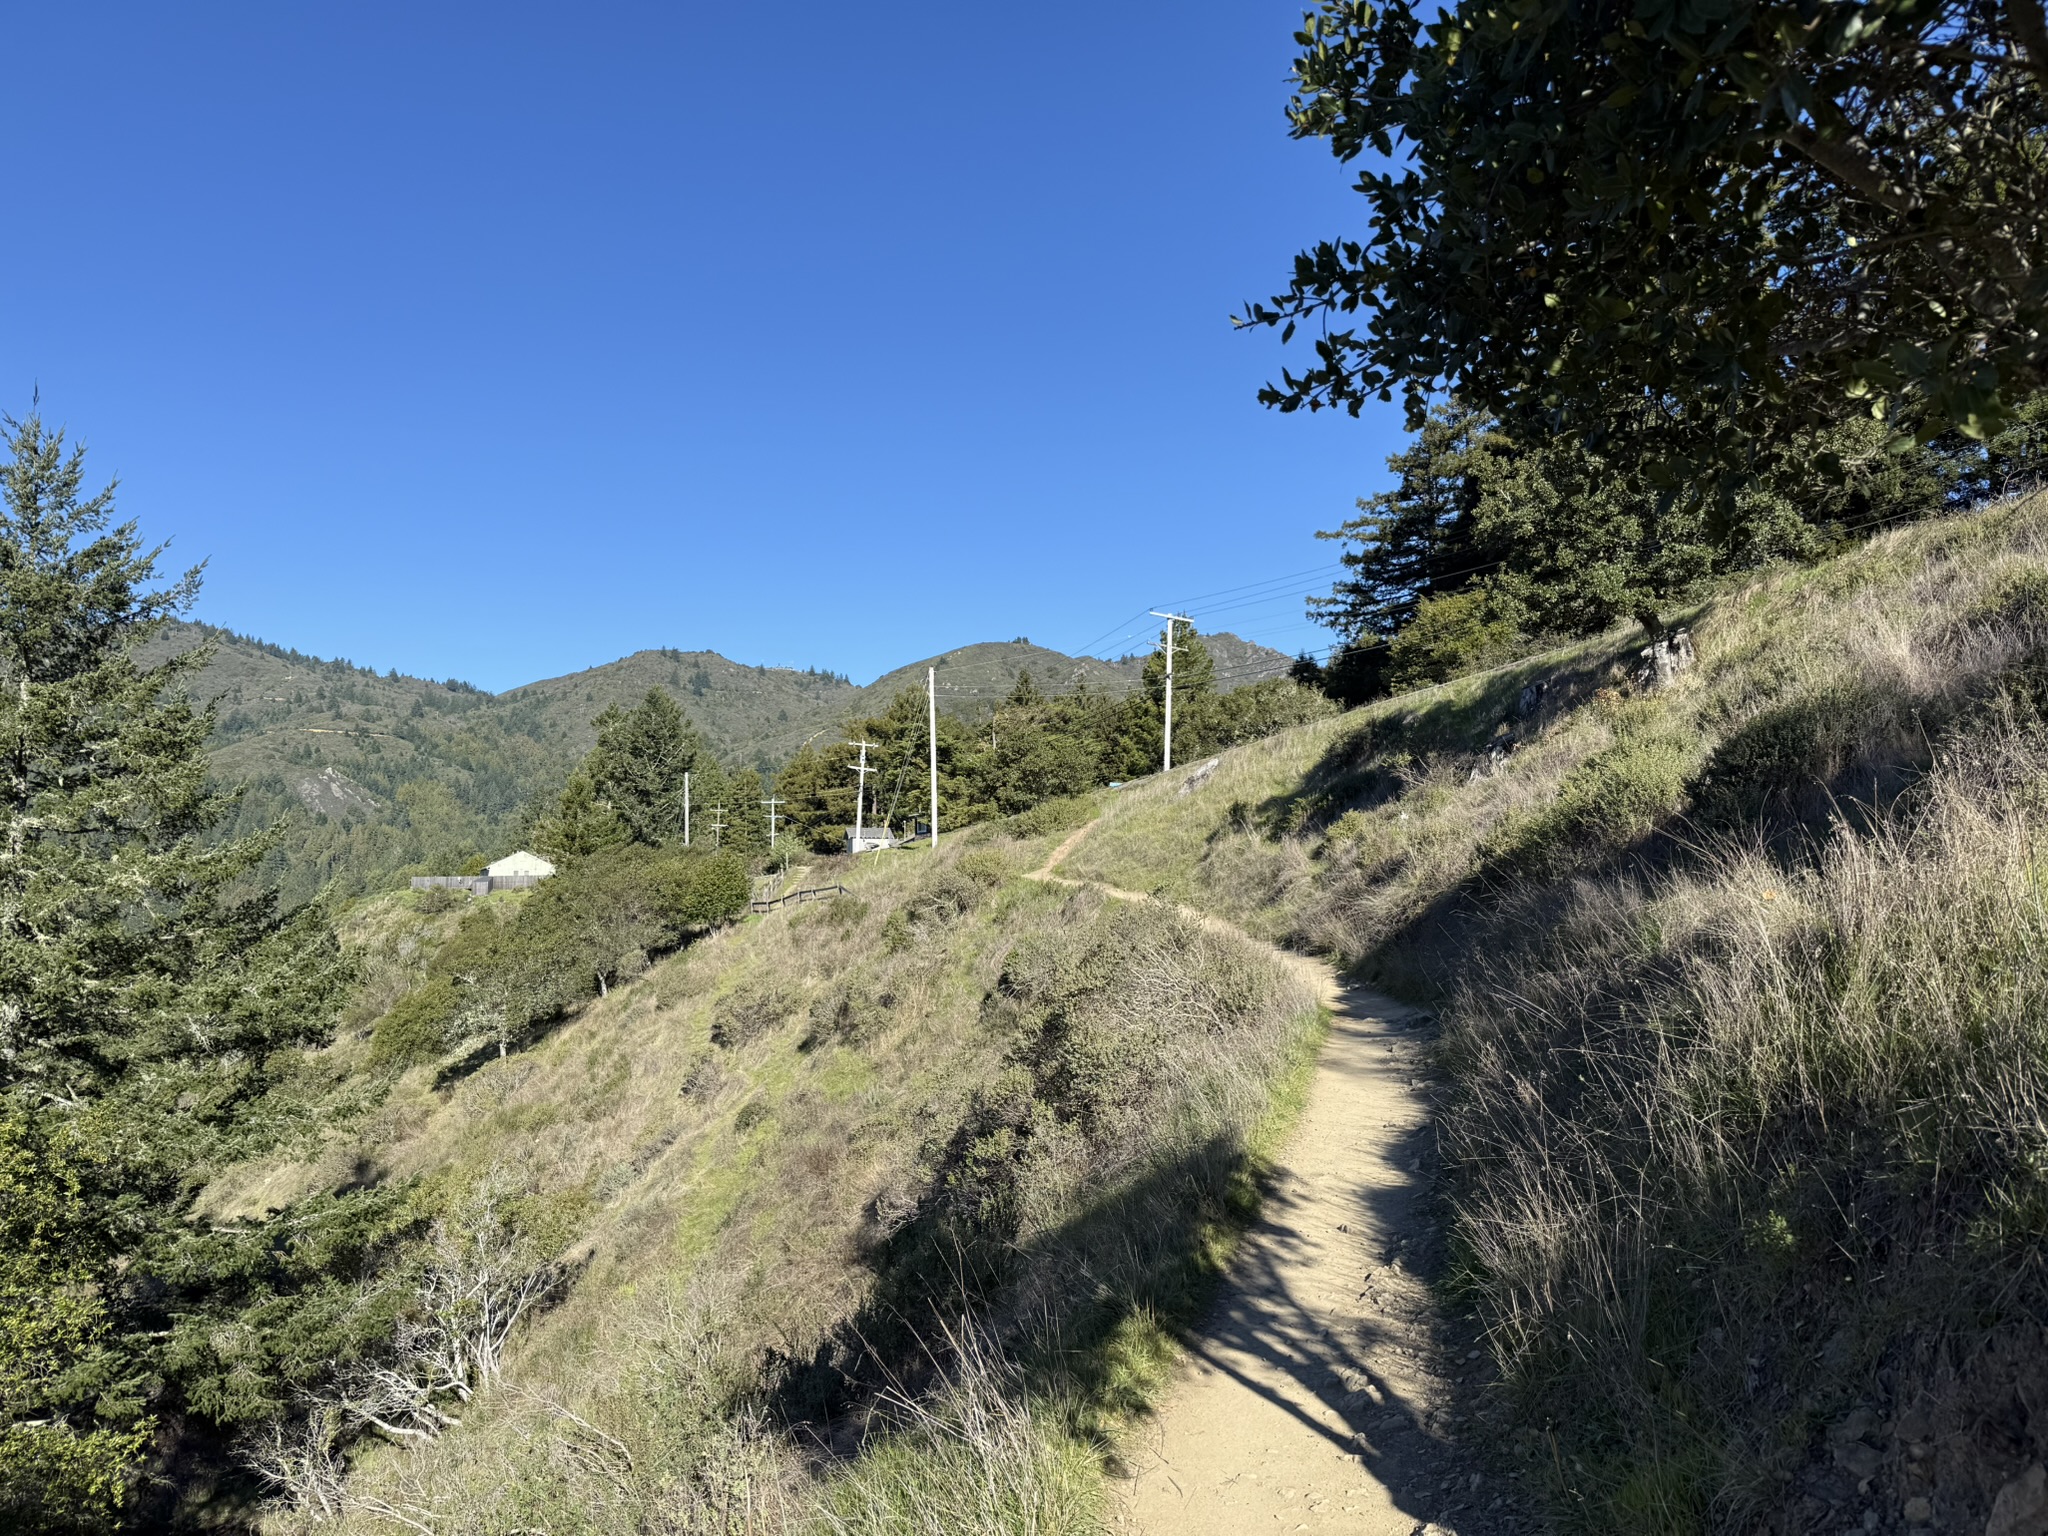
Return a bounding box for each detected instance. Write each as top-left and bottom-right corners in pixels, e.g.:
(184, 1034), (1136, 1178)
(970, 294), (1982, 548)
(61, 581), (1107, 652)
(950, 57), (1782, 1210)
(1782, 124), (1923, 215)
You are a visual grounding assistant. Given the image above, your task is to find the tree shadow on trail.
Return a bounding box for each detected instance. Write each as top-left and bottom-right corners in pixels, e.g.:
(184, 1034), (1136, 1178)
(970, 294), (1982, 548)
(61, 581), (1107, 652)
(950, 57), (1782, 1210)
(766, 1003), (1536, 1532)
(764, 1129), (1263, 1459)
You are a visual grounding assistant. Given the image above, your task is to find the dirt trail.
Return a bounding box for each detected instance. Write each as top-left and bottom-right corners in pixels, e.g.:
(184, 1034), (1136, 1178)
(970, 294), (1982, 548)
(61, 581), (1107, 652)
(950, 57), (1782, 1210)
(1030, 816), (1520, 1536)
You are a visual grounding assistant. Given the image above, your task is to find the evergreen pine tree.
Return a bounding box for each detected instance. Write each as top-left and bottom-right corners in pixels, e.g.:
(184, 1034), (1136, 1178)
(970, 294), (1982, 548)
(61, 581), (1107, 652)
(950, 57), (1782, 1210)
(1114, 624), (1218, 772)
(527, 766), (630, 865)
(0, 410), (348, 1529)
(720, 765), (768, 858)
(773, 742), (850, 853)
(588, 689), (709, 846)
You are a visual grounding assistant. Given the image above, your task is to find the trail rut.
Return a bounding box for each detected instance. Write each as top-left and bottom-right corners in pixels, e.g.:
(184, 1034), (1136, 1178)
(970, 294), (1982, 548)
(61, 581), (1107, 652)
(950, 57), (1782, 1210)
(1030, 815), (1526, 1536)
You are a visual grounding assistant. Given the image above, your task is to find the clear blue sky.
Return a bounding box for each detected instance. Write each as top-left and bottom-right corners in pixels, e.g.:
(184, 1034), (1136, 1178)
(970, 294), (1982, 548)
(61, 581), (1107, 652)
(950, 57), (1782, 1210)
(1, 2), (1405, 690)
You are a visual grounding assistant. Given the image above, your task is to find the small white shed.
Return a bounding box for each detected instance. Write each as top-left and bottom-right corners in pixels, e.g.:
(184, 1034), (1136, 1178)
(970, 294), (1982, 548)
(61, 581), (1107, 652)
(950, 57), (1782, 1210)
(485, 850), (557, 880)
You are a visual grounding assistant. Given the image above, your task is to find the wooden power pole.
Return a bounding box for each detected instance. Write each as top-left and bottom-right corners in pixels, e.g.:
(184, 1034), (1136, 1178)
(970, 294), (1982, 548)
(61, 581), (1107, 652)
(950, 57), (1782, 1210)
(927, 667), (939, 849)
(848, 740), (877, 849)
(1149, 611), (1190, 773)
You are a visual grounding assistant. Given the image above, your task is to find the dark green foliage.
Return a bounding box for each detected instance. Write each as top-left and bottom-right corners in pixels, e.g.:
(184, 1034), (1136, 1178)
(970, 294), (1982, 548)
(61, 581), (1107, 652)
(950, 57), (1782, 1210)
(719, 765), (768, 858)
(528, 766), (630, 865)
(805, 978), (893, 1047)
(1305, 403), (2003, 700)
(1243, 0), (2048, 491)
(880, 868), (985, 951)
(370, 976), (463, 1067)
(154, 1187), (421, 1430)
(589, 689), (712, 847)
(1207, 675), (1340, 745)
(0, 1110), (152, 1534)
(771, 740), (845, 853)
(1694, 678), (1911, 828)
(495, 846), (751, 1018)
(1000, 794), (1097, 841)
(409, 845), (749, 1051)
(0, 411), (351, 1525)
(1382, 590), (1523, 691)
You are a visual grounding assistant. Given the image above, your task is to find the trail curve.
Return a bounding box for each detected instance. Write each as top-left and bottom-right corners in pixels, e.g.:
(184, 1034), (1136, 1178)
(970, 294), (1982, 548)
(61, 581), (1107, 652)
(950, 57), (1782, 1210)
(1028, 811), (1523, 1536)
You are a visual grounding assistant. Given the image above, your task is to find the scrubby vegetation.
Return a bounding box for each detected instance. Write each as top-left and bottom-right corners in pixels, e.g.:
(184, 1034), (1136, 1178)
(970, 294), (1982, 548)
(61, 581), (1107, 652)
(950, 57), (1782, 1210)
(1073, 491), (2048, 1533)
(205, 825), (1316, 1534)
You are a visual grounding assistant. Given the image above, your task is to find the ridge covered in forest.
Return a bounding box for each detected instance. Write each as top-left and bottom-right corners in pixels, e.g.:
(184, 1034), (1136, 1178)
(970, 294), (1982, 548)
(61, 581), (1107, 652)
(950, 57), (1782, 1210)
(150, 622), (1291, 903)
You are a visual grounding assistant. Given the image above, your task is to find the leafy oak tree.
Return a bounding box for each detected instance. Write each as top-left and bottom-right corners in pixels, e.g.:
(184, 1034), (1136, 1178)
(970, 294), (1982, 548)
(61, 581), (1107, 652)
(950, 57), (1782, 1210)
(1244, 0), (2048, 511)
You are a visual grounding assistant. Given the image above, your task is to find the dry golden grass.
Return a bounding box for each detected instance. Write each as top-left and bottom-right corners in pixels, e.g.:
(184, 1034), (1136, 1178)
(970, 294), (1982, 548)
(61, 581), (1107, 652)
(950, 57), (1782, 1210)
(235, 809), (1320, 1534)
(1054, 492), (2048, 1533)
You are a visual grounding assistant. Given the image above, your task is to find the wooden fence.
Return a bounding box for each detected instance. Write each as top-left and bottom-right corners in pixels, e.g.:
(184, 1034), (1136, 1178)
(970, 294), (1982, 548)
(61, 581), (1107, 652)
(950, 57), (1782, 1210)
(748, 884), (850, 914)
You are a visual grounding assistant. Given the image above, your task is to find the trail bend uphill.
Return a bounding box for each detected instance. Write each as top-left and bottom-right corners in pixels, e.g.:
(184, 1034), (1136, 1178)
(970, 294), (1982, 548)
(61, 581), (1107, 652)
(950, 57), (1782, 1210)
(1029, 813), (1528, 1536)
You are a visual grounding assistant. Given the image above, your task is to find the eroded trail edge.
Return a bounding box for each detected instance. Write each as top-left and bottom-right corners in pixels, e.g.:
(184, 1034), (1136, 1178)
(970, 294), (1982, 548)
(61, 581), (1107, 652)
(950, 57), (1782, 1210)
(1031, 815), (1519, 1536)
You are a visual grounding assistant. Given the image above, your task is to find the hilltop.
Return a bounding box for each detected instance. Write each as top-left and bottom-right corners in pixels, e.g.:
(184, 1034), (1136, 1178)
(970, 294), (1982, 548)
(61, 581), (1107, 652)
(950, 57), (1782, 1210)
(149, 621), (1292, 902)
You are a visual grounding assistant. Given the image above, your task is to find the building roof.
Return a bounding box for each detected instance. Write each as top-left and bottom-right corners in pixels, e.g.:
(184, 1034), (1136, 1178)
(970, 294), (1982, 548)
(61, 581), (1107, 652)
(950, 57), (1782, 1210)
(485, 850), (557, 878)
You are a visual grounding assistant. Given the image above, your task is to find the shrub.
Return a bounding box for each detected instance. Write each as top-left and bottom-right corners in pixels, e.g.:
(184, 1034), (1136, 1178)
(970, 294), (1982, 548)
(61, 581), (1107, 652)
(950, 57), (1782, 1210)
(711, 978), (801, 1050)
(808, 980), (893, 1046)
(1384, 589), (1523, 690)
(1693, 677), (1908, 827)
(370, 976), (462, 1066)
(883, 869), (985, 950)
(1002, 795), (1095, 840)
(1484, 706), (1696, 873)
(954, 849), (1012, 890)
(434, 847), (754, 1038)
(648, 850), (751, 932)
(1211, 676), (1340, 746)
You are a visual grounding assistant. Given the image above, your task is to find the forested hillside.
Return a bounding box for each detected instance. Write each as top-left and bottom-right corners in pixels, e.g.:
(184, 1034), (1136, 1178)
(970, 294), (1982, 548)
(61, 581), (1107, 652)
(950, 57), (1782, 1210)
(149, 622), (1292, 903)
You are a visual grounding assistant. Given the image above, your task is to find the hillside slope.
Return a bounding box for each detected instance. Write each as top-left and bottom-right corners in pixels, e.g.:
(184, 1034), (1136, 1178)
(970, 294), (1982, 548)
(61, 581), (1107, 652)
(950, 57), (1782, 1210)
(201, 808), (1326, 1534)
(1070, 493), (2048, 1535)
(151, 497), (2048, 1536)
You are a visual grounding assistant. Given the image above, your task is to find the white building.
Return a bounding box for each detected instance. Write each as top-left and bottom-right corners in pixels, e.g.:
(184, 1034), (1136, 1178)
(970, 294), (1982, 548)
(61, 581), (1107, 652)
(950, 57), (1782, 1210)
(484, 850), (556, 880)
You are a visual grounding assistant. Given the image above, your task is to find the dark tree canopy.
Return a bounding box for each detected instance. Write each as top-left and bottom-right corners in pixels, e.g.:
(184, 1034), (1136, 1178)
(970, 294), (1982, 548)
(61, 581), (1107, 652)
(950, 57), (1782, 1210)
(1244, 0), (2048, 499)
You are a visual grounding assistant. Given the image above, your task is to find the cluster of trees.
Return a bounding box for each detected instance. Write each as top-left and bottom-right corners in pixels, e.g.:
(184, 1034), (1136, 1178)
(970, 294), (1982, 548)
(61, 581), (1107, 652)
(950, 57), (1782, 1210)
(772, 631), (1336, 852)
(1247, 0), (2048, 693)
(522, 636), (1336, 862)
(371, 847), (750, 1068)
(527, 688), (772, 863)
(1299, 402), (2048, 700)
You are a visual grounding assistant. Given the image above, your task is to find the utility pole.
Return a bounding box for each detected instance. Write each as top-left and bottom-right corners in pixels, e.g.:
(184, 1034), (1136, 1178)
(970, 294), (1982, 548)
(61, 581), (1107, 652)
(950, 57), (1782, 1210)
(683, 770), (690, 848)
(848, 740), (877, 850)
(707, 805), (726, 850)
(761, 796), (785, 851)
(1149, 611), (1190, 774)
(927, 667), (939, 850)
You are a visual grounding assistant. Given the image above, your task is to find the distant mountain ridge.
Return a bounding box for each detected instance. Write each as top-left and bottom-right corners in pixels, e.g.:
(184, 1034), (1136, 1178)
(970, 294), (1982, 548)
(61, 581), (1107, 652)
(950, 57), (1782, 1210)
(149, 622), (1292, 903)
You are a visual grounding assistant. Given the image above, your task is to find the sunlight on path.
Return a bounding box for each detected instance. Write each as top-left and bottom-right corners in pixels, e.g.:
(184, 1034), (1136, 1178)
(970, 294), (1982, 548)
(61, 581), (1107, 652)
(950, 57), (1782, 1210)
(1029, 811), (1518, 1536)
